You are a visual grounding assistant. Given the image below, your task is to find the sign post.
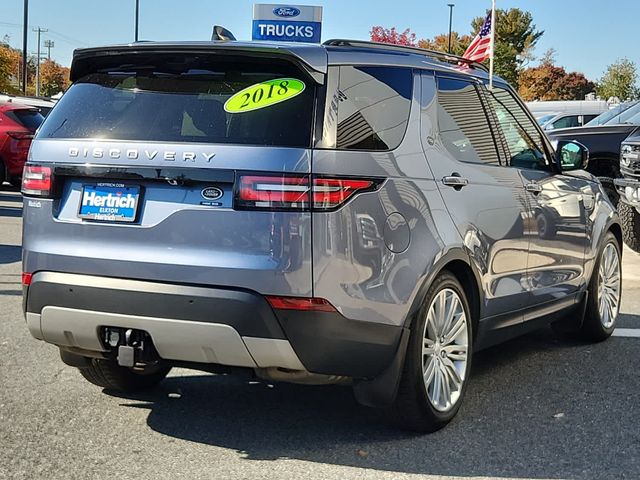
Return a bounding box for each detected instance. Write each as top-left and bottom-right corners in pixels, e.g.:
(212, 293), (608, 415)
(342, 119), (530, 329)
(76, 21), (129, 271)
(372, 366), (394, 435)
(252, 4), (323, 43)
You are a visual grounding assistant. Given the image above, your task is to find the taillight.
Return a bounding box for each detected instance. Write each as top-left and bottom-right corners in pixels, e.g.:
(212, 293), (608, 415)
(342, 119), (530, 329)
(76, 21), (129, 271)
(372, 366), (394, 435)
(21, 165), (52, 197)
(266, 296), (337, 312)
(7, 131), (35, 141)
(22, 273), (32, 286)
(236, 174), (379, 211)
(312, 178), (374, 209)
(238, 175), (310, 210)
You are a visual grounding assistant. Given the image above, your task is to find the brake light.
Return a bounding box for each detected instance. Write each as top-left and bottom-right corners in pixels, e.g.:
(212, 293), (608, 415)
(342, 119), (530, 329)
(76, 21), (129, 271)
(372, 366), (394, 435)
(266, 296), (337, 312)
(236, 174), (379, 211)
(22, 273), (32, 286)
(22, 165), (52, 197)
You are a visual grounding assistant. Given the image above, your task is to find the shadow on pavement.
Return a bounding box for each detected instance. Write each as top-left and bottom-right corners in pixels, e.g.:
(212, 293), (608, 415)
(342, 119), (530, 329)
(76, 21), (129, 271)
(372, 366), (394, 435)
(107, 327), (640, 479)
(0, 244), (21, 264)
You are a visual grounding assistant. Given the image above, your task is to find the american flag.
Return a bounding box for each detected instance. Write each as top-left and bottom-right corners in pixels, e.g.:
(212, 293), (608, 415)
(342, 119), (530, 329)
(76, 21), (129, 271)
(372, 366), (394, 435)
(463, 12), (492, 63)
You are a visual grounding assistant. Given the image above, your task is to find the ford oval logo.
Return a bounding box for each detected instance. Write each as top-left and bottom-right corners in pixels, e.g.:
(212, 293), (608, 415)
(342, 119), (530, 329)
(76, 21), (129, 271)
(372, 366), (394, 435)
(201, 186), (223, 200)
(273, 6), (301, 17)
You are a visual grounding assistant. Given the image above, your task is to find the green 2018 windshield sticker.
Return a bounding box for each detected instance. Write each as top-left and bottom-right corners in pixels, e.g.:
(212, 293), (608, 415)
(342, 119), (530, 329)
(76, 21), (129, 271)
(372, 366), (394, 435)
(224, 78), (306, 113)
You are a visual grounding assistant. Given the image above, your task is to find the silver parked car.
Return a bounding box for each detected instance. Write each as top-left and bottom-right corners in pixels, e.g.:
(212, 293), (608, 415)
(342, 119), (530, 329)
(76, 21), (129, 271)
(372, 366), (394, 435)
(22, 40), (622, 432)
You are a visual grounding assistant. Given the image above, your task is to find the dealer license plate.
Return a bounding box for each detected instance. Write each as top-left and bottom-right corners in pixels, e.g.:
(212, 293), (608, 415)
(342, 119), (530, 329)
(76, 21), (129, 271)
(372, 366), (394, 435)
(78, 184), (140, 222)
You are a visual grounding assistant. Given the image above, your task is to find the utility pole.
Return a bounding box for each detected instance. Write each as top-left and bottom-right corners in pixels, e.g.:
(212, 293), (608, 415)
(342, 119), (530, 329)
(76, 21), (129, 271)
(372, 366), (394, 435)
(44, 39), (55, 60)
(22, 0), (28, 93)
(32, 27), (48, 97)
(134, 0), (140, 41)
(447, 4), (455, 54)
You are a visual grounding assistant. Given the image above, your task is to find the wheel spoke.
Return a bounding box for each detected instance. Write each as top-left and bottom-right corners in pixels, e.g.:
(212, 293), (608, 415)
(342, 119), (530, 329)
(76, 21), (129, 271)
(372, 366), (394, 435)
(443, 344), (468, 361)
(440, 364), (451, 406)
(443, 357), (463, 390)
(423, 356), (436, 386)
(443, 314), (466, 345)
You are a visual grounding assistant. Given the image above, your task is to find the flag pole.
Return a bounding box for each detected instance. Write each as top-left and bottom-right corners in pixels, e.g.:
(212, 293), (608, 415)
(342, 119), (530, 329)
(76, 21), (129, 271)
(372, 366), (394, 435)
(488, 0), (496, 90)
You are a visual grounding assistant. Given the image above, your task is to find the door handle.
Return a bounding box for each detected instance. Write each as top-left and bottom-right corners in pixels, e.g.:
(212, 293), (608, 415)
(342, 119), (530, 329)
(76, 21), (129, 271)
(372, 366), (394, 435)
(525, 182), (542, 194)
(442, 174), (469, 189)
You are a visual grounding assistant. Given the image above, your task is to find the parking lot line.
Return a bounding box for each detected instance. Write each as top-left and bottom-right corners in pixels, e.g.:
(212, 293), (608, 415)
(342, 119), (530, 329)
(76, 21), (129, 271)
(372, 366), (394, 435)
(613, 328), (640, 338)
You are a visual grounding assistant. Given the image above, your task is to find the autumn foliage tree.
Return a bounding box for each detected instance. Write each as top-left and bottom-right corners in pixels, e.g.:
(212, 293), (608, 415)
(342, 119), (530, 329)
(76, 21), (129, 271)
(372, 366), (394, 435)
(369, 27), (416, 46)
(518, 52), (595, 101)
(418, 32), (473, 57)
(0, 43), (22, 94)
(39, 59), (70, 97)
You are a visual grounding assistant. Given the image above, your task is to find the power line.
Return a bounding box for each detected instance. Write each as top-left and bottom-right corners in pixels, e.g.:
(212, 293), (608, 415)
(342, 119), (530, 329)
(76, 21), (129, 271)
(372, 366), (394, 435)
(0, 21), (87, 46)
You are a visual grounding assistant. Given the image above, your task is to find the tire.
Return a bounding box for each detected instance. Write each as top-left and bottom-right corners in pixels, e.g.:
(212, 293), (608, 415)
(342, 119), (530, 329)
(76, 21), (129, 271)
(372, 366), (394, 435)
(0, 159), (6, 186)
(581, 232), (622, 342)
(536, 211), (557, 239)
(391, 271), (473, 432)
(619, 201), (640, 253)
(598, 177), (620, 210)
(78, 358), (171, 393)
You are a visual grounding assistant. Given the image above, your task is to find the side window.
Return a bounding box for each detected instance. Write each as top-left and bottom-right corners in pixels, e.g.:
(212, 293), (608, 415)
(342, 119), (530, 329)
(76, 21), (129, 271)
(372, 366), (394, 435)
(583, 114), (598, 125)
(487, 86), (550, 170)
(551, 115), (579, 129)
(436, 77), (500, 165)
(320, 66), (412, 151)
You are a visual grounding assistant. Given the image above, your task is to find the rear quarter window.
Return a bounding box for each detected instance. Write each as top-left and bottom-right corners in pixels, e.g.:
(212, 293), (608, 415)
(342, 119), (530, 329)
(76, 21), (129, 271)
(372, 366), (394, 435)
(5, 109), (45, 131)
(319, 66), (413, 151)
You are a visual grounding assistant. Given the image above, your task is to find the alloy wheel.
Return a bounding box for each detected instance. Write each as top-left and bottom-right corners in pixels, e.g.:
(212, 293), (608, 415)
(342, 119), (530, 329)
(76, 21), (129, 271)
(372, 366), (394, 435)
(597, 242), (621, 329)
(422, 288), (469, 412)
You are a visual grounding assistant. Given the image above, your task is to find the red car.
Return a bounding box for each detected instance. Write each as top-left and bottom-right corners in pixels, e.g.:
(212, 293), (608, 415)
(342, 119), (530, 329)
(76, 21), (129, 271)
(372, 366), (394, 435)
(0, 102), (45, 186)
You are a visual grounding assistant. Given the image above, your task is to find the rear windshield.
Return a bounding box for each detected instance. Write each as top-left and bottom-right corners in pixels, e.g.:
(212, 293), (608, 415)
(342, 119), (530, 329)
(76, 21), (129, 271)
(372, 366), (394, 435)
(5, 109), (45, 131)
(37, 55), (316, 148)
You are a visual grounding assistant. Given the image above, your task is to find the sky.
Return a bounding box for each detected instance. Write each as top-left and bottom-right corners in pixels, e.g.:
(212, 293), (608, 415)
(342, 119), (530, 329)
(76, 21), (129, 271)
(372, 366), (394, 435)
(1, 0), (638, 82)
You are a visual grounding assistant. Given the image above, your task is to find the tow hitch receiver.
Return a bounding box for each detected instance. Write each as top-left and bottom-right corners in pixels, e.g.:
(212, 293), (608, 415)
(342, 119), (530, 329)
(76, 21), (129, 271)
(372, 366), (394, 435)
(102, 327), (159, 368)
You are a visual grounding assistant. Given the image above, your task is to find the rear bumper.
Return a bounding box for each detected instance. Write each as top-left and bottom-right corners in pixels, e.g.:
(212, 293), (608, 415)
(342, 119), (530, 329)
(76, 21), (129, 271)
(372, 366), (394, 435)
(615, 177), (640, 206)
(24, 272), (403, 379)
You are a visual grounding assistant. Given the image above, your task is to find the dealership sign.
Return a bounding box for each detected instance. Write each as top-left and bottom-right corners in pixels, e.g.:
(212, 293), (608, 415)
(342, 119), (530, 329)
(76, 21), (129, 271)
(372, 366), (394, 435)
(252, 4), (323, 43)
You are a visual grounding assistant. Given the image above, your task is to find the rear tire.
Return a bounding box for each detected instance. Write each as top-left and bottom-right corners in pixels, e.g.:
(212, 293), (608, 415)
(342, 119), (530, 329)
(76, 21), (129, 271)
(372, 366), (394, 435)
(0, 159), (6, 186)
(391, 272), (472, 432)
(619, 201), (640, 253)
(78, 359), (171, 392)
(581, 232), (622, 342)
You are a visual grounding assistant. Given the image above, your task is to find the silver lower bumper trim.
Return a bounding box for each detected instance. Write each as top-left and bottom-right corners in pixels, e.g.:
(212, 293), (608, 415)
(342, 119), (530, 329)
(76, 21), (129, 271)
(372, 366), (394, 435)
(28, 306), (305, 371)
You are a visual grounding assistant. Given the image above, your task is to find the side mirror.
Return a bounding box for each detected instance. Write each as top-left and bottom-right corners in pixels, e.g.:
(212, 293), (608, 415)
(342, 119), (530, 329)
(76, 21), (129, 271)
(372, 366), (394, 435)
(556, 140), (589, 172)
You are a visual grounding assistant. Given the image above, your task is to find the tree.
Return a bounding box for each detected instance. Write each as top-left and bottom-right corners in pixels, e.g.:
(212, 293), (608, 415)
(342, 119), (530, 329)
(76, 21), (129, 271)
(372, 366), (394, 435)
(39, 59), (70, 97)
(370, 27), (416, 46)
(597, 58), (639, 101)
(0, 43), (23, 94)
(519, 62), (595, 101)
(470, 8), (543, 87)
(417, 32), (473, 57)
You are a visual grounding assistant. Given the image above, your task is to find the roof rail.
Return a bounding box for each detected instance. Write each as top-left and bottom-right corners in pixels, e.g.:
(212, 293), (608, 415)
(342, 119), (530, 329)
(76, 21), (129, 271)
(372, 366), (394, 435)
(322, 39), (489, 73)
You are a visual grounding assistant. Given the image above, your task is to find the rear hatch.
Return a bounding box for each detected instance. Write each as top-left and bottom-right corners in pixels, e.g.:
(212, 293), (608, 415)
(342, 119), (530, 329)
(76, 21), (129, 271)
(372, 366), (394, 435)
(23, 45), (325, 297)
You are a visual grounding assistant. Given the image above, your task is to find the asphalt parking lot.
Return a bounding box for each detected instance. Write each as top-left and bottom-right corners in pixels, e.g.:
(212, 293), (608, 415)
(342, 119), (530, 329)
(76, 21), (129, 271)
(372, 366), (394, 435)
(1, 187), (639, 480)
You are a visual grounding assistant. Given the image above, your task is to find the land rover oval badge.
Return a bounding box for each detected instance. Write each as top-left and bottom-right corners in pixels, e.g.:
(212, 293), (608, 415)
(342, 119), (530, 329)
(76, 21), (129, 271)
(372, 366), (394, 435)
(201, 187), (223, 200)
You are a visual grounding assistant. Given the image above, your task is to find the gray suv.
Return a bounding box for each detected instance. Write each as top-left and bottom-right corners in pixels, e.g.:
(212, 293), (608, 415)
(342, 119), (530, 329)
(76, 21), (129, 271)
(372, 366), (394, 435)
(22, 39), (622, 432)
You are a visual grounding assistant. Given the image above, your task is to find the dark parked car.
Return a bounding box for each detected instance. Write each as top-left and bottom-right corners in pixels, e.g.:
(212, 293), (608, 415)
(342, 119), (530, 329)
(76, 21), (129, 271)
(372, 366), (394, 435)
(0, 102), (45, 186)
(548, 101), (640, 205)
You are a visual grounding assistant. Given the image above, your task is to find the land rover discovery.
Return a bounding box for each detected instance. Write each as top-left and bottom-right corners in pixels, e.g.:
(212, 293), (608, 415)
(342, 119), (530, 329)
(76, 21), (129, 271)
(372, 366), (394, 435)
(22, 39), (623, 432)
